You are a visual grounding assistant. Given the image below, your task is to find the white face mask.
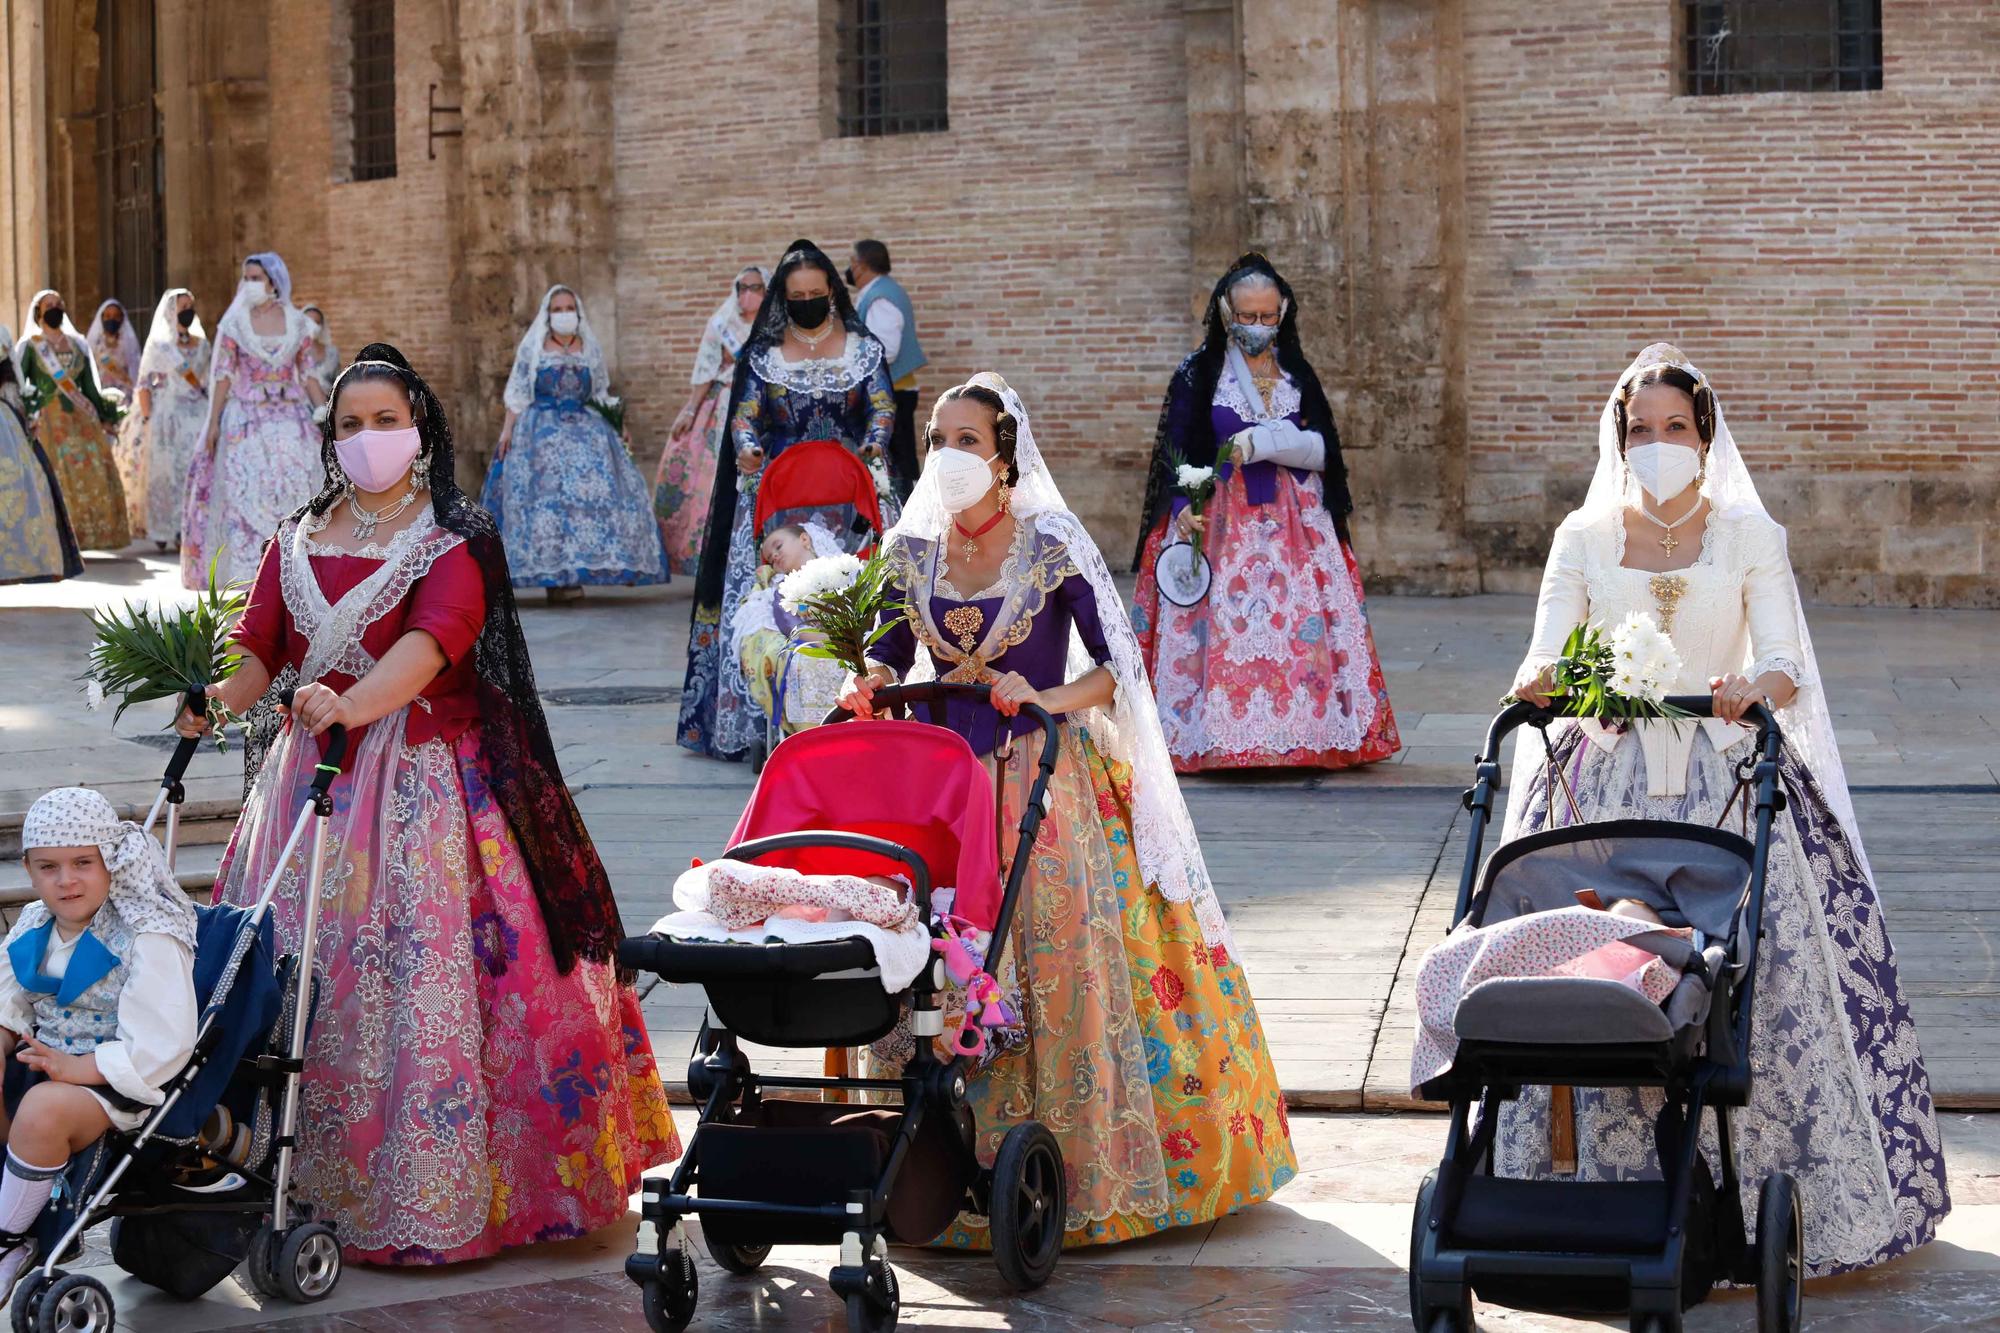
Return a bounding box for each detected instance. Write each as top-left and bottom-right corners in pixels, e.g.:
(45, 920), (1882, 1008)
(930, 448), (1001, 514)
(1625, 441), (1702, 504)
(238, 279), (270, 308)
(549, 310), (580, 337)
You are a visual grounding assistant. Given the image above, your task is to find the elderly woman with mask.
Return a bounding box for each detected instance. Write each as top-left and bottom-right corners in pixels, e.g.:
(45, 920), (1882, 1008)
(1132, 253), (1399, 774)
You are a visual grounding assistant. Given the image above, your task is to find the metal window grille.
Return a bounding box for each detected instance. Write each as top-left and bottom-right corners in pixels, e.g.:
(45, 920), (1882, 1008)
(94, 0), (164, 315)
(350, 0), (397, 180)
(836, 0), (948, 138)
(1683, 0), (1882, 96)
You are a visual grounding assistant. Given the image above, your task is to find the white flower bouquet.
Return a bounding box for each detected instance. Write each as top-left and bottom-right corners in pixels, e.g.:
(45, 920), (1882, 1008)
(586, 393), (627, 441)
(779, 550), (902, 676)
(1168, 437), (1235, 576)
(1509, 612), (1694, 724)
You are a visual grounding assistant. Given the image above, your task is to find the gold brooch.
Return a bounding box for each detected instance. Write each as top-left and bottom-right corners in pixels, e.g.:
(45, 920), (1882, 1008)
(1648, 573), (1689, 637)
(943, 605), (985, 652)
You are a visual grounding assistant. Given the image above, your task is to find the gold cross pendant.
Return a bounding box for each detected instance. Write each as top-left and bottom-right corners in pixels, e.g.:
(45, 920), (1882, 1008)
(1659, 531), (1679, 555)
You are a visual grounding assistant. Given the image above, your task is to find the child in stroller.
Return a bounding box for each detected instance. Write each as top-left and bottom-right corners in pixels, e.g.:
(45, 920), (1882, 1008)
(730, 520), (849, 762)
(1407, 696), (1804, 1333)
(620, 683), (1067, 1333)
(0, 698), (348, 1332)
(733, 440), (889, 767)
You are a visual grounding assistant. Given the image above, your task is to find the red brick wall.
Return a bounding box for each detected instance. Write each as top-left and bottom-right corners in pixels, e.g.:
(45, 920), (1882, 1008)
(260, 0), (456, 408)
(1459, 1), (2000, 605)
(611, 0), (1193, 548)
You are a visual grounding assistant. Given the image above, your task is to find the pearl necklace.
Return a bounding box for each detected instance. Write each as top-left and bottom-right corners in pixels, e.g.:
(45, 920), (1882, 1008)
(348, 486), (420, 542)
(792, 319), (838, 353)
(1633, 498), (1703, 555)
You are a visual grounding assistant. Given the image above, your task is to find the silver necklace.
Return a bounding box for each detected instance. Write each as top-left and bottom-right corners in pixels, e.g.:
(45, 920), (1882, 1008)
(792, 319), (837, 352)
(348, 486), (419, 543)
(1633, 499), (1703, 555)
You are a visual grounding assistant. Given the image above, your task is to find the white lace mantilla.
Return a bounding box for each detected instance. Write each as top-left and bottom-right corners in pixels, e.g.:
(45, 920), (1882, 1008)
(1214, 364), (1302, 424)
(749, 333), (883, 395)
(280, 516), (466, 683)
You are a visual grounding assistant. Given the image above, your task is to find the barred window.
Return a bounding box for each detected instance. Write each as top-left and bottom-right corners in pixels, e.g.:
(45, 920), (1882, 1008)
(835, 0), (948, 137)
(1682, 1), (1882, 96)
(350, 0), (397, 180)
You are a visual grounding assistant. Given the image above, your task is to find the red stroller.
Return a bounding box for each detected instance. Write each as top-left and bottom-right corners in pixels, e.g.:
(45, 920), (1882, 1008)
(752, 438), (886, 558)
(743, 439), (890, 769)
(620, 684), (1066, 1333)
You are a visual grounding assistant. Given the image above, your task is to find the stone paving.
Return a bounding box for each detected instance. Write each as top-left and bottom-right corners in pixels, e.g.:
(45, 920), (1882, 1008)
(1, 547), (1996, 1329)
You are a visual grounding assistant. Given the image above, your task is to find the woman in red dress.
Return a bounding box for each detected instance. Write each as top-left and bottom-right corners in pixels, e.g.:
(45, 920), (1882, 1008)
(184, 343), (678, 1264)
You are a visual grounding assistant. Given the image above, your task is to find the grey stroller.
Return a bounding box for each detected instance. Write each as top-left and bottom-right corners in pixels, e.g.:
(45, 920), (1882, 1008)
(1408, 696), (1804, 1333)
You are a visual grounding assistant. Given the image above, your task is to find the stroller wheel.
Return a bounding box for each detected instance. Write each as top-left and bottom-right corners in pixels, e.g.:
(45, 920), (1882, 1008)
(641, 1247), (699, 1333)
(1408, 1171), (1473, 1333)
(274, 1222), (342, 1303)
(9, 1271), (54, 1333)
(33, 1273), (114, 1333)
(843, 1262), (898, 1333)
(701, 1230), (770, 1275)
(242, 1225), (280, 1299)
(1755, 1172), (1804, 1333)
(990, 1121), (1064, 1292)
(1628, 1316), (1683, 1333)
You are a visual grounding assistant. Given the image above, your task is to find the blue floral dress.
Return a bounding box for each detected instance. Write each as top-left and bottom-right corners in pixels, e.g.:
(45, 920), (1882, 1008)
(481, 355), (668, 588)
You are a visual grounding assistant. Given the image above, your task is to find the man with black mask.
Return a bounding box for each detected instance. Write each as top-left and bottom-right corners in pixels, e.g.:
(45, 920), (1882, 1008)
(845, 239), (926, 500)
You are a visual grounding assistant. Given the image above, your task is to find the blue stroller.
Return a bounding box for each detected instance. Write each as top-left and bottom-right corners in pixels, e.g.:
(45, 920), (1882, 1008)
(8, 692), (348, 1332)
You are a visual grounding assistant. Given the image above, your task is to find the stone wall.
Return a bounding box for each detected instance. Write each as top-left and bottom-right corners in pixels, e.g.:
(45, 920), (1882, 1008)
(1458, 1), (2000, 606)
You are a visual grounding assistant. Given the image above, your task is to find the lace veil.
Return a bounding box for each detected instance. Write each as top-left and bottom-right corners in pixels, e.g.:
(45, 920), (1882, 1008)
(504, 284), (612, 415)
(86, 299), (141, 385)
(138, 288), (206, 383)
(1504, 344), (1875, 884)
(886, 373), (1233, 946)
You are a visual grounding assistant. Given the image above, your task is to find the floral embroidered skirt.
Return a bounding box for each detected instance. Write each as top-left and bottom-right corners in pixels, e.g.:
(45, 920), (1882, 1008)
(927, 724), (1296, 1249)
(1500, 725), (1948, 1276)
(0, 410), (75, 584)
(1132, 468), (1398, 773)
(215, 709), (680, 1264)
(653, 381), (723, 576)
(183, 397), (319, 589)
(483, 401), (669, 588)
(32, 398), (128, 552)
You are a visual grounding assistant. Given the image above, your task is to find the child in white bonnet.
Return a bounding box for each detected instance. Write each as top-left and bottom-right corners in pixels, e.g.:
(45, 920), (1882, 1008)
(0, 787), (198, 1297)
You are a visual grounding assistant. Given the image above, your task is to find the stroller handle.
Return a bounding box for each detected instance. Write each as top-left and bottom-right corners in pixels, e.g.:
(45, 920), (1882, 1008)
(161, 686), (210, 790)
(827, 682), (1060, 762)
(275, 687), (350, 791)
(1480, 695), (1780, 765)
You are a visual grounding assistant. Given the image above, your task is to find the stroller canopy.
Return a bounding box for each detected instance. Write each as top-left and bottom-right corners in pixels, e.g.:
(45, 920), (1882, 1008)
(731, 719), (1004, 930)
(753, 438), (884, 546)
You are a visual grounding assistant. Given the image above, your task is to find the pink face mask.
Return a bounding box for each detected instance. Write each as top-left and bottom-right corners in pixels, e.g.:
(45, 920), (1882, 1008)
(334, 425), (422, 493)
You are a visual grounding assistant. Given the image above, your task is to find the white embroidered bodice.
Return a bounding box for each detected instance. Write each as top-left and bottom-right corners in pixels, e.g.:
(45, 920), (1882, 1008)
(1516, 507), (1807, 797)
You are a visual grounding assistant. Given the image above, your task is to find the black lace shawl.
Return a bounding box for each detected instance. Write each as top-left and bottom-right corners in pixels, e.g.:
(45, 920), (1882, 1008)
(242, 342), (621, 973)
(1131, 252), (1351, 568)
(690, 239), (871, 613)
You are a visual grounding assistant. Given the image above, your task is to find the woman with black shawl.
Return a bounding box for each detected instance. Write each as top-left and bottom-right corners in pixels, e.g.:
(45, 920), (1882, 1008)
(1131, 253), (1400, 772)
(678, 239), (896, 759)
(179, 343), (679, 1264)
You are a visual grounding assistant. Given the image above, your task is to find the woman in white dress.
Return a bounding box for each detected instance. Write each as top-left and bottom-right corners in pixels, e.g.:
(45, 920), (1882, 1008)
(1503, 343), (1948, 1275)
(132, 289), (210, 550)
(301, 303), (340, 398)
(183, 253), (326, 589)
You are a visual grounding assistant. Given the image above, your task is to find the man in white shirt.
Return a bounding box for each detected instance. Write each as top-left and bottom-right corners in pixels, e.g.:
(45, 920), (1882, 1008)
(845, 240), (928, 499)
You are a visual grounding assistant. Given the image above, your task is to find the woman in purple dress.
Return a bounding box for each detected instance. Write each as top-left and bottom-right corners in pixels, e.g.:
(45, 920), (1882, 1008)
(840, 374), (1295, 1249)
